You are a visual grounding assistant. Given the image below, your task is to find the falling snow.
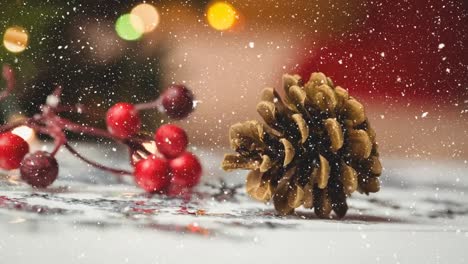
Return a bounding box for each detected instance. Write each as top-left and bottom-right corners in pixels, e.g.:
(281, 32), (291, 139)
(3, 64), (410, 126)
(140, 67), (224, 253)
(0, 0), (467, 263)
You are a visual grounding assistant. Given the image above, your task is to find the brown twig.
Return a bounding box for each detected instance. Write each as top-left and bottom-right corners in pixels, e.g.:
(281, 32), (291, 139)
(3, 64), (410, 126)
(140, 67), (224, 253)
(0, 65), (15, 101)
(64, 143), (133, 176)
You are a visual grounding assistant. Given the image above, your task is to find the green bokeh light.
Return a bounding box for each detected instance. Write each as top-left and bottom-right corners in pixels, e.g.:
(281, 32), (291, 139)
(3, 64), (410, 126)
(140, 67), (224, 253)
(115, 14), (142, 41)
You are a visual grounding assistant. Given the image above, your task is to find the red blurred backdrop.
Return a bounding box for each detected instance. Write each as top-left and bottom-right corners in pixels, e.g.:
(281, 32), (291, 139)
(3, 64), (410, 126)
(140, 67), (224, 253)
(295, 0), (468, 105)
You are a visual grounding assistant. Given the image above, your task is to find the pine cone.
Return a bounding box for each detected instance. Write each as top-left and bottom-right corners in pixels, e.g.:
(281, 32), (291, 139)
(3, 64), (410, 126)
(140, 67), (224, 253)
(222, 72), (382, 218)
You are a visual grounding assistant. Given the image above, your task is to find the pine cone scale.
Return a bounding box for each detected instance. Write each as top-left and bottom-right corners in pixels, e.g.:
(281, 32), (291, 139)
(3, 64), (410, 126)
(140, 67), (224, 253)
(324, 118), (344, 152)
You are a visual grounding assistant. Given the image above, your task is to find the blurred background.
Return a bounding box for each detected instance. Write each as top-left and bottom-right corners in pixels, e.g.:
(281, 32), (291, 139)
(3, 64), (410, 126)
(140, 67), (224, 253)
(1, 0), (467, 160)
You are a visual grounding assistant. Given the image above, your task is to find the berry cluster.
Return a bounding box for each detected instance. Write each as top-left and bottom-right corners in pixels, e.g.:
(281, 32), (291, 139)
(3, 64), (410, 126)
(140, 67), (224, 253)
(0, 65), (202, 194)
(134, 124), (202, 194)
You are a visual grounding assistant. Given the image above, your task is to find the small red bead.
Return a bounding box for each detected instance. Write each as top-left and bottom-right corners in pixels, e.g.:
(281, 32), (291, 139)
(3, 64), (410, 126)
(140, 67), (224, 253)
(20, 151), (58, 188)
(155, 124), (188, 159)
(161, 84), (194, 119)
(106, 103), (141, 139)
(169, 152), (202, 188)
(0, 132), (29, 170)
(134, 155), (170, 192)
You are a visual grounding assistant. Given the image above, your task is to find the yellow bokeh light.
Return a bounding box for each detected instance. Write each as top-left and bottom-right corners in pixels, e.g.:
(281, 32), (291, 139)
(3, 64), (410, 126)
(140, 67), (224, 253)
(3, 26), (28, 53)
(131, 3), (160, 33)
(206, 2), (237, 31)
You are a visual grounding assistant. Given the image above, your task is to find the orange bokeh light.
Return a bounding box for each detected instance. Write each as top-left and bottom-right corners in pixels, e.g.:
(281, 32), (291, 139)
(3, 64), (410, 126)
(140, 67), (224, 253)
(131, 3), (160, 33)
(3, 26), (28, 53)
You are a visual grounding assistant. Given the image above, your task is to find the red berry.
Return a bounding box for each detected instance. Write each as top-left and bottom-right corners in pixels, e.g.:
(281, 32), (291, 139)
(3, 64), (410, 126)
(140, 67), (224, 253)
(155, 124), (188, 159)
(20, 151), (58, 188)
(0, 132), (29, 170)
(161, 84), (194, 119)
(169, 152), (202, 188)
(106, 103), (141, 139)
(134, 156), (170, 192)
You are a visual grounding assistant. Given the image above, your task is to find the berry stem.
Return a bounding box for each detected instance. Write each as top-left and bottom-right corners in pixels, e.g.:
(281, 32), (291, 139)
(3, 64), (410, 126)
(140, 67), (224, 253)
(134, 97), (163, 112)
(64, 143), (133, 176)
(125, 140), (153, 156)
(60, 118), (117, 140)
(0, 65), (15, 101)
(50, 133), (67, 157)
(54, 104), (88, 114)
(59, 117), (153, 152)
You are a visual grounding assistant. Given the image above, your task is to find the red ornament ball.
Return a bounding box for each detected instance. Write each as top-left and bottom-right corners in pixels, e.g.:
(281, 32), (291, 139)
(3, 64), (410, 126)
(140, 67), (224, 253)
(161, 84), (194, 119)
(20, 151), (58, 188)
(0, 132), (29, 170)
(155, 124), (188, 159)
(134, 155), (170, 192)
(169, 152), (202, 188)
(106, 103), (141, 139)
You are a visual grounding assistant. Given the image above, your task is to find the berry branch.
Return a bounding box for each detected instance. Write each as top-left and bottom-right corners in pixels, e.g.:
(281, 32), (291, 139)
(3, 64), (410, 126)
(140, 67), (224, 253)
(64, 143), (133, 176)
(0, 65), (15, 101)
(0, 65), (202, 194)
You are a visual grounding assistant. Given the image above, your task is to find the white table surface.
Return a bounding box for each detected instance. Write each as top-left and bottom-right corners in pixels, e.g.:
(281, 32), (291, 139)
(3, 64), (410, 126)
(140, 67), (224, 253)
(0, 144), (467, 264)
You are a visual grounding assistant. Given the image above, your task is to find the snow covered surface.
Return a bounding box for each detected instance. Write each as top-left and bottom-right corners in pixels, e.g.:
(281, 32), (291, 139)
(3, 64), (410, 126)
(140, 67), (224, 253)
(0, 145), (467, 263)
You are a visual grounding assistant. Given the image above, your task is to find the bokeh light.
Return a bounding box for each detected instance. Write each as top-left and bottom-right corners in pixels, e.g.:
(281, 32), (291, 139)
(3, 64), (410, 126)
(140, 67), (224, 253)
(3, 26), (29, 53)
(206, 2), (237, 31)
(131, 3), (160, 33)
(115, 14), (144, 41)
